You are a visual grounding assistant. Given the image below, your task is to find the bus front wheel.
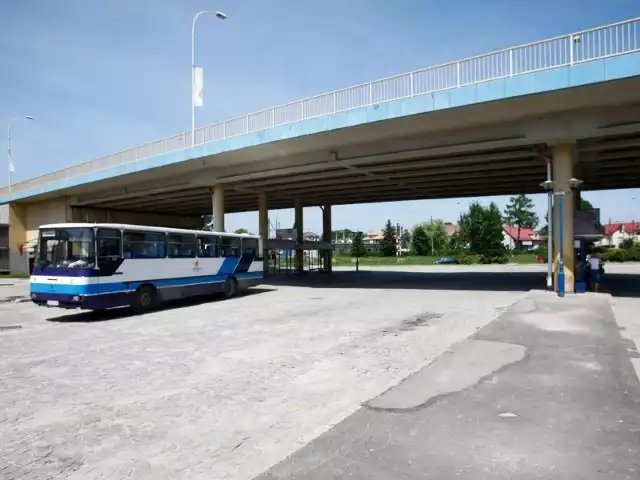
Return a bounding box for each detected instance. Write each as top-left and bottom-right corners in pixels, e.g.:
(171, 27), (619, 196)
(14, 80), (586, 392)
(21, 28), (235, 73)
(132, 285), (158, 314)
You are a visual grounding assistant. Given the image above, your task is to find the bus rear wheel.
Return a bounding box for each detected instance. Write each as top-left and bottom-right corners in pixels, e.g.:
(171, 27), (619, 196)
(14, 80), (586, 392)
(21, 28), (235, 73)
(132, 285), (158, 314)
(223, 277), (238, 299)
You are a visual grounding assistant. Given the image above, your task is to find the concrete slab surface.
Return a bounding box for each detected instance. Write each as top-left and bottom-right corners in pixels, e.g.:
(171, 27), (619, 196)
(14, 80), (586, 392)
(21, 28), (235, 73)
(367, 339), (526, 411)
(258, 292), (640, 480)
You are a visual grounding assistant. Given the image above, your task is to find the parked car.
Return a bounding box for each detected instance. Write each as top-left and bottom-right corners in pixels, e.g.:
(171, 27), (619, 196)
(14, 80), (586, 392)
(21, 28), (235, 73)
(435, 257), (456, 265)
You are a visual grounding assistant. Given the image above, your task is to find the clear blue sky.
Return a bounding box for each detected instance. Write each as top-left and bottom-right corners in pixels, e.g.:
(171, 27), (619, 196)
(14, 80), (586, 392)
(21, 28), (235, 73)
(1, 0), (639, 233)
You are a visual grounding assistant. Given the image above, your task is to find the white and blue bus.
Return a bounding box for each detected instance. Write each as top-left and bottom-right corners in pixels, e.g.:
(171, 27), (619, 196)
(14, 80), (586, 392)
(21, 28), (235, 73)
(30, 223), (264, 313)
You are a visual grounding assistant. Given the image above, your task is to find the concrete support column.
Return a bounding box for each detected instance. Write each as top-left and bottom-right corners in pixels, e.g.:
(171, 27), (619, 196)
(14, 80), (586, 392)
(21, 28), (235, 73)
(322, 202), (332, 273)
(552, 143), (575, 294)
(258, 192), (269, 276)
(211, 184), (225, 232)
(294, 198), (304, 274)
(8, 202), (29, 275)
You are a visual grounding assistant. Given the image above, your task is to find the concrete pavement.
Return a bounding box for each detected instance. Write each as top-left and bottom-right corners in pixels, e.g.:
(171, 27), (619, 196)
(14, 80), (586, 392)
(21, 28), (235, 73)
(0, 275), (519, 480)
(257, 292), (640, 479)
(0, 278), (30, 305)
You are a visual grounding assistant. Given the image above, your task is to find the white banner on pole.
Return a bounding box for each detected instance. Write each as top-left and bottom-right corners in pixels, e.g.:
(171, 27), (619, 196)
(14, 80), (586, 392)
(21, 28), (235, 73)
(8, 153), (15, 172)
(193, 67), (204, 107)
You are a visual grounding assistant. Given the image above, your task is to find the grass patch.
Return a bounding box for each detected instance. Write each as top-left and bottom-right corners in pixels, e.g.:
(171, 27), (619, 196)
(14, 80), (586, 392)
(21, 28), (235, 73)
(0, 273), (30, 279)
(333, 255), (438, 266)
(334, 253), (540, 266)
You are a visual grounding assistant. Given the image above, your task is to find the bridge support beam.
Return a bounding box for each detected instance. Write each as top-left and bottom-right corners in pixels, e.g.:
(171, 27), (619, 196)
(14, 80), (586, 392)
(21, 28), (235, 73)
(211, 185), (225, 232)
(322, 202), (332, 273)
(258, 192), (269, 276)
(8, 203), (29, 275)
(294, 198), (304, 274)
(552, 143), (576, 294)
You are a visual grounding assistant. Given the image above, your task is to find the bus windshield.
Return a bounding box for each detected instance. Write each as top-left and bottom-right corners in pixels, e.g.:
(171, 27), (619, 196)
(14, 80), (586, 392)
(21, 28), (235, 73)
(37, 227), (95, 269)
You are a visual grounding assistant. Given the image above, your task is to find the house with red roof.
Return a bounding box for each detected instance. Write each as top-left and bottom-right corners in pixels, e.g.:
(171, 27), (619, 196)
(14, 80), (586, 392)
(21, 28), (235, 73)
(598, 222), (640, 248)
(502, 226), (544, 251)
(444, 222), (459, 236)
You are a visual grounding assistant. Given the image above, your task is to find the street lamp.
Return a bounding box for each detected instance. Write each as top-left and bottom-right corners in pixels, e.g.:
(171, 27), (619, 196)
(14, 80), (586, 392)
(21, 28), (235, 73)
(7, 115), (34, 199)
(191, 10), (227, 146)
(540, 179), (554, 290)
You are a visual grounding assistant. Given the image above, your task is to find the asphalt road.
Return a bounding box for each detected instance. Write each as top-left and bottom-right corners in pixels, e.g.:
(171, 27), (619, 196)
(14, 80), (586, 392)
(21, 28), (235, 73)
(258, 292), (640, 479)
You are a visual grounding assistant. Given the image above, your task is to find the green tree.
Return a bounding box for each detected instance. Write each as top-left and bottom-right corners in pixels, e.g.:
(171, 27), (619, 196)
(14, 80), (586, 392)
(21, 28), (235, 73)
(422, 220), (448, 255)
(621, 238), (636, 250)
(448, 232), (465, 253)
(580, 198), (594, 211)
(411, 224), (429, 255)
(379, 220), (397, 257)
(458, 202), (504, 255)
(400, 229), (412, 253)
(504, 194), (539, 250)
(410, 220), (448, 255)
(199, 215), (213, 231)
(233, 228), (250, 234)
(351, 231), (366, 257)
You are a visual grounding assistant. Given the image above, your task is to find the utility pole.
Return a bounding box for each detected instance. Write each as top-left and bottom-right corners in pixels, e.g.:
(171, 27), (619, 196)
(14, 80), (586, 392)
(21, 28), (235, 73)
(430, 216), (434, 256)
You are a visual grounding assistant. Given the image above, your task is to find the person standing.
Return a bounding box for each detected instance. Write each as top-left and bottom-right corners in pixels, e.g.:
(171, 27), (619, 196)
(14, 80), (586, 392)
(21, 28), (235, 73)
(588, 254), (602, 292)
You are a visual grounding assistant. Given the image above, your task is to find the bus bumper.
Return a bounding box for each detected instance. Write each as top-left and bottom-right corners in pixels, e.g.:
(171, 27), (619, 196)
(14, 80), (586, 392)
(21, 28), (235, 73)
(30, 292), (130, 310)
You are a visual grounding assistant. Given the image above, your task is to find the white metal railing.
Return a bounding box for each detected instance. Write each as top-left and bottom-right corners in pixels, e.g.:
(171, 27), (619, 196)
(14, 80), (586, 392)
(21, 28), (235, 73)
(2, 17), (639, 197)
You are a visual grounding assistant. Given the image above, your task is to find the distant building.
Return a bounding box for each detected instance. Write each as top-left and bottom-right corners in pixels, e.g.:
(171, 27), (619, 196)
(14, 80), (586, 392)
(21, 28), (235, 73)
(333, 238), (352, 255)
(275, 228), (320, 242)
(333, 231), (385, 254)
(598, 222), (640, 248)
(502, 226), (544, 251)
(444, 222), (459, 236)
(362, 232), (384, 253)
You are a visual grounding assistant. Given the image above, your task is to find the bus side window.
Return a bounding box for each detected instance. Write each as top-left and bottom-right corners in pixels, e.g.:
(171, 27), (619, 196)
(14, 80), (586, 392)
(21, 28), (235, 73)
(123, 231), (166, 259)
(220, 237), (230, 257)
(197, 236), (219, 258)
(168, 234), (197, 258)
(242, 238), (258, 257)
(220, 236), (241, 257)
(97, 229), (122, 269)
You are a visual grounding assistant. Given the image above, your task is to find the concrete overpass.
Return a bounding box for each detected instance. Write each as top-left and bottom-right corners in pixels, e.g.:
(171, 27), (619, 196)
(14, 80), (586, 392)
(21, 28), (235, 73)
(3, 17), (640, 291)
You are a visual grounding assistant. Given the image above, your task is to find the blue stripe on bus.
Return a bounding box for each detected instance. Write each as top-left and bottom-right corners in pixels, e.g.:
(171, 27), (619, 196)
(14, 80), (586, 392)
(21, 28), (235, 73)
(30, 271), (263, 296)
(234, 255), (254, 274)
(217, 256), (240, 275)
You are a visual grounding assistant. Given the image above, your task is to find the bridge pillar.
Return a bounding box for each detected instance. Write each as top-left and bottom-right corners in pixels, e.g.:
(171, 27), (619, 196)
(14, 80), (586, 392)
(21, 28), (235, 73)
(8, 202), (29, 275)
(322, 202), (332, 273)
(552, 143), (576, 294)
(211, 185), (225, 232)
(294, 198), (304, 274)
(258, 192), (269, 276)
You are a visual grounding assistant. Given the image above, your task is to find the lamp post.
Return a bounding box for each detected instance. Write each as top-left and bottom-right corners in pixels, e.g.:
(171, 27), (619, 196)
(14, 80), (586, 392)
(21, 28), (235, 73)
(540, 179), (554, 290)
(191, 10), (227, 146)
(7, 115), (34, 200)
(557, 191), (566, 297)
